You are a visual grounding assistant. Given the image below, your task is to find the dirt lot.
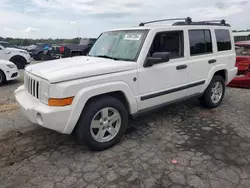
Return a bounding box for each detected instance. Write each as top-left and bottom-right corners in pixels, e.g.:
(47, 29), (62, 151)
(0, 64), (250, 188)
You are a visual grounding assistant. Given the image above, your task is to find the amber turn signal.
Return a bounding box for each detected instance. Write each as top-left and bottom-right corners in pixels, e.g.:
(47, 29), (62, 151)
(48, 97), (74, 106)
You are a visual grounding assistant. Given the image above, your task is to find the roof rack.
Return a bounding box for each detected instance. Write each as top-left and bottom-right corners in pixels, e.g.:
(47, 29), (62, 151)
(139, 17), (230, 27)
(139, 17), (192, 26)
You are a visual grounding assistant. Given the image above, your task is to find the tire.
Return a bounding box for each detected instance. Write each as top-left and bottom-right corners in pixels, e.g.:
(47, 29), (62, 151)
(76, 96), (128, 151)
(41, 54), (48, 61)
(200, 75), (225, 108)
(38, 52), (43, 60)
(0, 70), (6, 86)
(10, 57), (26, 69)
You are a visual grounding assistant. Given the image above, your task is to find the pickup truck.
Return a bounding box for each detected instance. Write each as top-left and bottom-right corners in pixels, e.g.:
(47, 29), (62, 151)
(56, 38), (96, 58)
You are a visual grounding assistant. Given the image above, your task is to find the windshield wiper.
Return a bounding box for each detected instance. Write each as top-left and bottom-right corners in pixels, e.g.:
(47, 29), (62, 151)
(96, 55), (118, 60)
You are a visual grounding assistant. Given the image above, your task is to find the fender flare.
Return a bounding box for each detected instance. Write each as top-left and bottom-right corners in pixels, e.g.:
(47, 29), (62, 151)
(202, 64), (228, 92)
(63, 81), (137, 134)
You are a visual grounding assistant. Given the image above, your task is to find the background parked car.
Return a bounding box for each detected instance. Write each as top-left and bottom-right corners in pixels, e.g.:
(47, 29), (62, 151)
(28, 43), (52, 60)
(54, 38), (96, 58)
(0, 41), (31, 69)
(228, 41), (250, 88)
(0, 60), (19, 85)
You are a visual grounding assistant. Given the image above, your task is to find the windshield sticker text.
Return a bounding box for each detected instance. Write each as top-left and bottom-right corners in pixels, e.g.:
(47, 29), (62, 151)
(124, 34), (142, 41)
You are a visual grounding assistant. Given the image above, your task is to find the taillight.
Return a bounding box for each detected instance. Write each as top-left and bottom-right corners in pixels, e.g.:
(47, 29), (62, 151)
(60, 46), (64, 54)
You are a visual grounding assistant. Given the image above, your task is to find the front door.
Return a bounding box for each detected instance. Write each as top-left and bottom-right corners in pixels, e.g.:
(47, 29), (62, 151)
(138, 30), (190, 110)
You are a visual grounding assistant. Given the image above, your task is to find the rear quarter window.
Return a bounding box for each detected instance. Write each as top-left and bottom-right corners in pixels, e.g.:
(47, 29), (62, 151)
(215, 29), (232, 51)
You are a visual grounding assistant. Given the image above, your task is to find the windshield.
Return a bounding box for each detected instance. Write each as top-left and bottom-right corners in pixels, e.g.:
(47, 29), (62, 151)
(0, 42), (16, 48)
(236, 45), (250, 56)
(88, 30), (148, 61)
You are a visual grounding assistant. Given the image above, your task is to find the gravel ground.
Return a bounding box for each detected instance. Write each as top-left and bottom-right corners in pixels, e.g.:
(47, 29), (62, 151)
(0, 64), (250, 188)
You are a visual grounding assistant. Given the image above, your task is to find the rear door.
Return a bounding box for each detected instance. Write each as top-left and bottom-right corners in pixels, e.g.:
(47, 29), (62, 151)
(214, 29), (235, 71)
(186, 29), (215, 96)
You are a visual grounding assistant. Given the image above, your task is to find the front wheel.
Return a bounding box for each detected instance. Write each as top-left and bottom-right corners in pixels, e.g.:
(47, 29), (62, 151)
(76, 96), (128, 151)
(0, 70), (6, 86)
(200, 75), (225, 108)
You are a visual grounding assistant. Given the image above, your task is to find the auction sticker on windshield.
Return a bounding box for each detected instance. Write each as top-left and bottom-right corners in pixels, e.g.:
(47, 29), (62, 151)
(124, 34), (142, 40)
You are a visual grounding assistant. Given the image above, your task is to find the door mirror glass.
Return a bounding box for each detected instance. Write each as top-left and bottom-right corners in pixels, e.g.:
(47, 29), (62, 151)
(144, 52), (170, 67)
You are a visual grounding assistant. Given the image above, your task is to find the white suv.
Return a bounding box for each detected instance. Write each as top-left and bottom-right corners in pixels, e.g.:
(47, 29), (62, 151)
(15, 18), (237, 150)
(0, 41), (31, 69)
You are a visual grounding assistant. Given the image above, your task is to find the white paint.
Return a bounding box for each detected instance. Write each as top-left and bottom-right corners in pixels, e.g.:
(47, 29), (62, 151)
(15, 24), (237, 134)
(0, 44), (31, 64)
(0, 60), (19, 81)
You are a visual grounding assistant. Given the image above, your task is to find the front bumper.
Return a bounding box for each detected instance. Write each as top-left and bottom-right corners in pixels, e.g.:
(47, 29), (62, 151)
(15, 85), (72, 133)
(5, 67), (19, 81)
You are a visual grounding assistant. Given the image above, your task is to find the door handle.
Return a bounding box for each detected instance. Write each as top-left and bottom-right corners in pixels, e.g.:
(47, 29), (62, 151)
(176, 64), (187, 70)
(208, 59), (217, 64)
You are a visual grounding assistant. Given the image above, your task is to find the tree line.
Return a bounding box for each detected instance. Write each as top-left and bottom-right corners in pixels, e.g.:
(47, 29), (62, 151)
(0, 37), (81, 46)
(233, 29), (250, 32)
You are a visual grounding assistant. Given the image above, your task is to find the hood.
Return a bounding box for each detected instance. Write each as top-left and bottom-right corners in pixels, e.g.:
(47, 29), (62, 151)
(5, 47), (27, 52)
(0, 59), (14, 65)
(25, 56), (137, 83)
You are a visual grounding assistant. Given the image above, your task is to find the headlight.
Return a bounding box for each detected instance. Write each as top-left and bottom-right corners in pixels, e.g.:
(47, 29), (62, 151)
(6, 64), (16, 69)
(40, 80), (50, 104)
(19, 51), (28, 55)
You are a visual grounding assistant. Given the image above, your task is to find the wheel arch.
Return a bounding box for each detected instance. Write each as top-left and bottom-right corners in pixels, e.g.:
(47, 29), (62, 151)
(63, 81), (137, 134)
(10, 55), (27, 63)
(203, 65), (228, 92)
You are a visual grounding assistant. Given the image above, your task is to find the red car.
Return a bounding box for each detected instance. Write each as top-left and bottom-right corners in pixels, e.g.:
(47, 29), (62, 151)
(228, 41), (250, 88)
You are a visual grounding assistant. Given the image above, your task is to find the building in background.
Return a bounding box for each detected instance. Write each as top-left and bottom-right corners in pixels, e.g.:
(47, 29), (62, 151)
(233, 31), (250, 42)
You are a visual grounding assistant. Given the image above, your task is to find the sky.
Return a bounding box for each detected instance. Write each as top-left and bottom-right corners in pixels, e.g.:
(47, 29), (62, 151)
(0, 0), (250, 39)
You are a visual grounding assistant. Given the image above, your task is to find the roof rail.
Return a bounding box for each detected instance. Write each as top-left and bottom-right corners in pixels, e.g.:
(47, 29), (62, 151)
(172, 19), (230, 27)
(139, 17), (230, 27)
(139, 17), (192, 26)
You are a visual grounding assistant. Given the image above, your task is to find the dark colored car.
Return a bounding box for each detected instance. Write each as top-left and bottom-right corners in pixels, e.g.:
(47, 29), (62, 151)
(56, 38), (96, 58)
(28, 43), (52, 60)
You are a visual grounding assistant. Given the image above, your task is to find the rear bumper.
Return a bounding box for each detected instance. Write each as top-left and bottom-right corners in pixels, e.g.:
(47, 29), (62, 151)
(227, 67), (238, 84)
(15, 86), (72, 133)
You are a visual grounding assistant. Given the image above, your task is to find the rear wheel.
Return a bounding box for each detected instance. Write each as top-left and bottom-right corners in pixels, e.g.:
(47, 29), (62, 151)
(200, 75), (225, 108)
(76, 96), (128, 151)
(38, 52), (43, 60)
(0, 70), (6, 86)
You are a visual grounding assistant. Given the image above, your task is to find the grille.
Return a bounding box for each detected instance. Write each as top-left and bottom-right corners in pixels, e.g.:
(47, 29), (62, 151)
(25, 73), (40, 99)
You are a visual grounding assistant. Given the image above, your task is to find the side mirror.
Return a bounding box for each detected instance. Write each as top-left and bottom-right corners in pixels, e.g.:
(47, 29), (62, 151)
(144, 52), (170, 67)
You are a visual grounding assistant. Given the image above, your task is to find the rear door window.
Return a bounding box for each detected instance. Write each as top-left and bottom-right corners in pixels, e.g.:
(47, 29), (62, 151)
(215, 29), (232, 51)
(189, 30), (213, 56)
